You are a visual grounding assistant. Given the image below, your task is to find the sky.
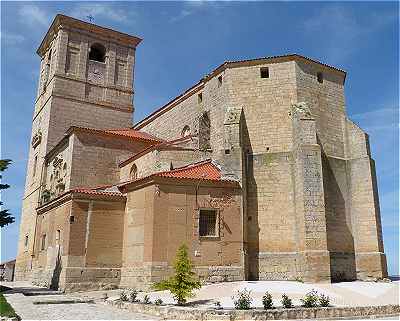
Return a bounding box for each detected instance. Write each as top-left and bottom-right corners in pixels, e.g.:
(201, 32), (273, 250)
(1, 1), (399, 275)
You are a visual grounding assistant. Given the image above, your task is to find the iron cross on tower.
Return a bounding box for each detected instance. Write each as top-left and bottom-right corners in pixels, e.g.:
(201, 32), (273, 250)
(87, 14), (94, 22)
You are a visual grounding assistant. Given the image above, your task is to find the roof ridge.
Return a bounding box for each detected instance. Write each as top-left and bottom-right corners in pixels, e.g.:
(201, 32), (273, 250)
(157, 158), (213, 175)
(134, 54), (346, 130)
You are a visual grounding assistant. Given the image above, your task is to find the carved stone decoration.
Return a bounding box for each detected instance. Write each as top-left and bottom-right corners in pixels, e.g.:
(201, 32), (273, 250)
(31, 131), (42, 148)
(292, 102), (312, 118)
(87, 60), (105, 84)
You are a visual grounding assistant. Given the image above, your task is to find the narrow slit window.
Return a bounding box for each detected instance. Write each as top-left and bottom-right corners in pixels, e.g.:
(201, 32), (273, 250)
(260, 67), (269, 79)
(33, 155), (38, 178)
(24, 235), (29, 248)
(41, 234), (46, 250)
(218, 75), (223, 87)
(199, 209), (218, 237)
(317, 72), (323, 83)
(198, 92), (203, 104)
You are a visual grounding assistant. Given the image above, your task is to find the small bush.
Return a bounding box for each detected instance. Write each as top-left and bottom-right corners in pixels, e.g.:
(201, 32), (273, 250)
(318, 293), (330, 307)
(232, 288), (252, 310)
(143, 294), (151, 304)
(301, 290), (319, 308)
(294, 276), (304, 283)
(154, 298), (163, 306)
(128, 289), (138, 303)
(119, 290), (128, 302)
(262, 292), (274, 310)
(281, 294), (293, 308)
(214, 301), (222, 310)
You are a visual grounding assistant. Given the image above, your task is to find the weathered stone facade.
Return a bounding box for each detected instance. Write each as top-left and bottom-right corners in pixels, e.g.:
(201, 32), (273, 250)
(15, 15), (387, 291)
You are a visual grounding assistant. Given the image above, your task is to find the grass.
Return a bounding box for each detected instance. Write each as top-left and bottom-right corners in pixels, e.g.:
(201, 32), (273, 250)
(0, 293), (19, 319)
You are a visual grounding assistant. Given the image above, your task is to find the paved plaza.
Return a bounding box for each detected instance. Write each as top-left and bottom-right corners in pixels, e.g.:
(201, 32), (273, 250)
(1, 280), (399, 319)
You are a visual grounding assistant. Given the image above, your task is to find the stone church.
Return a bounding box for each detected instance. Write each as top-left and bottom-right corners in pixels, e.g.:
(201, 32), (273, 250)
(15, 14), (387, 291)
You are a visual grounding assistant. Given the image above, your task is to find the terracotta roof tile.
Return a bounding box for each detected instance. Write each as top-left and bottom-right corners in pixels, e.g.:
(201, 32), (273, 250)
(155, 159), (221, 181)
(68, 126), (162, 143)
(72, 187), (123, 197)
(105, 128), (162, 142)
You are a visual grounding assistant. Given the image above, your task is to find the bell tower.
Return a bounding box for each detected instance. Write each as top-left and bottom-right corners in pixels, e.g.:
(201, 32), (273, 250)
(15, 14), (142, 280)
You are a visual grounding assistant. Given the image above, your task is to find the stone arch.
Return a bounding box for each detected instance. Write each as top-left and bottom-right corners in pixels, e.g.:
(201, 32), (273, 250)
(181, 125), (191, 137)
(89, 43), (106, 62)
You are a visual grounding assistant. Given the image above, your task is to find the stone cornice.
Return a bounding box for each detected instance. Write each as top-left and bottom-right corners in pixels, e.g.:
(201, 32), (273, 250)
(37, 14), (142, 57)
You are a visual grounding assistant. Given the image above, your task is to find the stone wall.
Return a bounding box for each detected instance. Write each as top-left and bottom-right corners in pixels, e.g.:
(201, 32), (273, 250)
(120, 182), (244, 289)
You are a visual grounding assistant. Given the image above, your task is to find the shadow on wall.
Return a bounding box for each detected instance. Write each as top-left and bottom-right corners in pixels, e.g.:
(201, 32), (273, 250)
(242, 114), (260, 280)
(50, 247), (62, 290)
(320, 146), (356, 282)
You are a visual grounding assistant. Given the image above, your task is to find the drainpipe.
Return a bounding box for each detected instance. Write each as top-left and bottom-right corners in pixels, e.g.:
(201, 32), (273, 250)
(83, 201), (93, 267)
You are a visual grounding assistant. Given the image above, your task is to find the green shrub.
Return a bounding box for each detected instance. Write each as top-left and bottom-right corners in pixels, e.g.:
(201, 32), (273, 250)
(301, 290), (319, 308)
(214, 301), (222, 310)
(318, 293), (330, 307)
(294, 276), (304, 283)
(262, 292), (274, 310)
(128, 289), (138, 303)
(119, 290), (128, 302)
(281, 294), (293, 308)
(143, 295), (151, 304)
(153, 244), (201, 305)
(154, 298), (163, 305)
(232, 288), (252, 310)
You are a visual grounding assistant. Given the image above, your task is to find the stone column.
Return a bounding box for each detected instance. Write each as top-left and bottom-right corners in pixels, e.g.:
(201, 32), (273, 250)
(292, 102), (331, 282)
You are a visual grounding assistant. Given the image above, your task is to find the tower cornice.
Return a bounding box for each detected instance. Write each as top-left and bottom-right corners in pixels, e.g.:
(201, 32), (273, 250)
(37, 14), (142, 57)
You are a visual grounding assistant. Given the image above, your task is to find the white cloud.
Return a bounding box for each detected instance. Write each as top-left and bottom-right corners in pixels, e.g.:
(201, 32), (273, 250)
(0, 32), (25, 45)
(18, 5), (50, 27)
(169, 1), (225, 23)
(70, 4), (130, 23)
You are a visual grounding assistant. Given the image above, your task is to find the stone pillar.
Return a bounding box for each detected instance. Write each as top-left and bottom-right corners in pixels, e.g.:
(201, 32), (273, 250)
(292, 102), (331, 282)
(55, 28), (68, 75)
(346, 119), (387, 279)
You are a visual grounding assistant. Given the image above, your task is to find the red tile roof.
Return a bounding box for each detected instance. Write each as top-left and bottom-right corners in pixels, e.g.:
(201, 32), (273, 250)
(105, 128), (162, 142)
(155, 159), (221, 181)
(118, 159), (239, 192)
(67, 126), (162, 143)
(71, 187), (123, 197)
(119, 135), (196, 167)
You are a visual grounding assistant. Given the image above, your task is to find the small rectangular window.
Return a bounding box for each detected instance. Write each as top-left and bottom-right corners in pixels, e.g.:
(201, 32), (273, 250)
(260, 67), (269, 79)
(218, 75), (223, 87)
(198, 92), (203, 104)
(33, 155), (38, 177)
(69, 216), (75, 223)
(199, 209), (218, 237)
(317, 72), (323, 83)
(41, 234), (46, 251)
(56, 229), (61, 242)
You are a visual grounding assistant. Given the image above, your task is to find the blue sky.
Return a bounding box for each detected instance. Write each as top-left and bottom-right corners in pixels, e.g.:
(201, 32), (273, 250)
(1, 1), (399, 275)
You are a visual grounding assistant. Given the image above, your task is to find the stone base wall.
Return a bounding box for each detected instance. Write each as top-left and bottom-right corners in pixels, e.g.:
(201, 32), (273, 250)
(62, 267), (121, 292)
(120, 264), (244, 290)
(108, 300), (400, 320)
(257, 253), (302, 281)
(356, 252), (388, 280)
(329, 252), (356, 282)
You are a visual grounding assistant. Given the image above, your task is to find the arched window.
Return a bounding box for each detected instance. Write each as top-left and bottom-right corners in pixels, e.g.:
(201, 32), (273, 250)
(130, 164), (138, 180)
(181, 125), (191, 137)
(89, 43), (106, 63)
